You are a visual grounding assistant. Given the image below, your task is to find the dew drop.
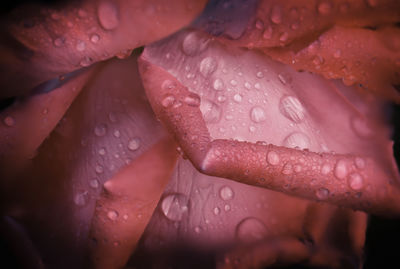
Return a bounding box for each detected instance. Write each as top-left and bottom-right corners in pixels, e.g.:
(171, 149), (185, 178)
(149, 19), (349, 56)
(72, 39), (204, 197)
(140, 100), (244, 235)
(270, 5), (282, 24)
(318, 1), (332, 15)
(53, 37), (65, 47)
(74, 191), (87, 206)
(161, 94), (176, 108)
(213, 207), (221, 215)
(282, 132), (310, 149)
(279, 95), (305, 123)
(213, 78), (224, 91)
(95, 164), (104, 174)
(98, 147), (106, 155)
(76, 40), (86, 51)
(316, 188), (329, 200)
(113, 130), (120, 138)
(184, 93), (201, 107)
(267, 151), (280, 165)
(182, 32), (209, 56)
(224, 204), (231, 211)
(89, 179), (99, 189)
(107, 210), (119, 220)
(3, 116), (15, 127)
(200, 99), (222, 124)
(334, 159), (348, 179)
(194, 226), (202, 234)
(250, 106), (267, 123)
(79, 56), (92, 67)
(255, 19), (264, 30)
(355, 157), (365, 169)
(161, 194), (190, 222)
(230, 79), (238, 86)
(256, 71), (264, 78)
(263, 26), (273, 39)
(94, 124), (107, 136)
(127, 138), (140, 151)
(90, 34), (100, 43)
(233, 93), (242, 103)
(98, 1), (119, 30)
(220, 186), (234, 201)
(199, 57), (217, 77)
(348, 173), (364, 190)
(236, 217), (268, 243)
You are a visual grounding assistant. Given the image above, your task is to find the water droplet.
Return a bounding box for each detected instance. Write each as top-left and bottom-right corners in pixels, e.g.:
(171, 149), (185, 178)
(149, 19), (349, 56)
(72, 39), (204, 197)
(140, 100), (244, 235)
(200, 99), (222, 123)
(94, 124), (107, 136)
(98, 1), (119, 30)
(184, 93), (201, 107)
(263, 26), (273, 39)
(267, 151), (280, 165)
(355, 157), (365, 169)
(79, 56), (92, 67)
(90, 34), (100, 43)
(161, 94), (176, 108)
(279, 32), (289, 42)
(182, 32), (209, 56)
(89, 179), (99, 188)
(230, 79), (238, 86)
(213, 207), (221, 215)
(128, 138), (140, 151)
(95, 164), (104, 174)
(113, 130), (120, 138)
(115, 49), (133, 59)
(220, 186), (234, 201)
(3, 116), (15, 127)
(199, 57), (217, 77)
(244, 82), (252, 90)
(98, 147), (106, 155)
(348, 173), (364, 190)
(270, 5), (282, 24)
(236, 217), (268, 243)
(74, 191), (87, 206)
(76, 40), (86, 51)
(316, 188), (329, 200)
(279, 95), (305, 123)
(334, 159), (348, 179)
(213, 78), (224, 91)
(255, 19), (264, 30)
(194, 226), (202, 233)
(107, 210), (119, 220)
(283, 132), (310, 149)
(351, 117), (373, 138)
(321, 163), (332, 175)
(224, 204), (231, 211)
(233, 93), (242, 103)
(318, 1), (332, 15)
(256, 71), (264, 78)
(250, 106), (267, 123)
(161, 194), (190, 222)
(53, 37), (65, 47)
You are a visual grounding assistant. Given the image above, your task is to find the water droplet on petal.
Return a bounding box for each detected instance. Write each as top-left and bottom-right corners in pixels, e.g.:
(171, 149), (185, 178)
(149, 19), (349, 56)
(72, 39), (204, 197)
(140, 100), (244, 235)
(79, 56), (92, 67)
(128, 138), (140, 151)
(89, 179), (99, 188)
(316, 188), (329, 200)
(213, 78), (224, 91)
(283, 132), (310, 149)
(236, 217), (268, 243)
(233, 93), (242, 103)
(90, 34), (100, 43)
(334, 159), (348, 179)
(267, 151), (280, 165)
(194, 226), (202, 233)
(348, 173), (364, 190)
(355, 157), (365, 169)
(76, 40), (86, 51)
(256, 71), (264, 78)
(270, 5), (282, 24)
(250, 106), (267, 123)
(98, 1), (119, 30)
(255, 19), (264, 30)
(213, 207), (221, 215)
(282, 163), (293, 175)
(94, 124), (107, 136)
(199, 57), (217, 77)
(95, 164), (104, 174)
(3, 116), (15, 127)
(279, 95), (305, 123)
(161, 94), (176, 108)
(98, 147), (106, 155)
(200, 99), (222, 124)
(263, 26), (273, 39)
(53, 37), (65, 47)
(161, 193), (190, 222)
(182, 32), (209, 56)
(224, 204), (231, 211)
(220, 186), (234, 201)
(107, 210), (119, 220)
(184, 93), (201, 107)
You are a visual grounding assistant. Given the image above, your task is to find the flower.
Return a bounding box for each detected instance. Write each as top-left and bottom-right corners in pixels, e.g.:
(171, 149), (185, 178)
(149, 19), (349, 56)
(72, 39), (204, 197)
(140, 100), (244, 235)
(0, 0), (399, 268)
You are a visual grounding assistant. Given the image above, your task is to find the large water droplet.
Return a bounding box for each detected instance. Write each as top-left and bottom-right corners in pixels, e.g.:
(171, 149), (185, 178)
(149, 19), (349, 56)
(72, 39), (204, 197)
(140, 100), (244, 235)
(220, 186), (234, 201)
(161, 94), (176, 108)
(282, 132), (310, 149)
(236, 217), (268, 243)
(128, 138), (140, 151)
(182, 32), (209, 56)
(213, 78), (224, 91)
(199, 57), (217, 77)
(161, 193), (190, 222)
(94, 124), (107, 136)
(334, 159), (348, 179)
(348, 173), (364, 190)
(250, 106), (267, 123)
(267, 151), (280, 165)
(98, 1), (119, 30)
(200, 99), (222, 123)
(279, 95), (305, 123)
